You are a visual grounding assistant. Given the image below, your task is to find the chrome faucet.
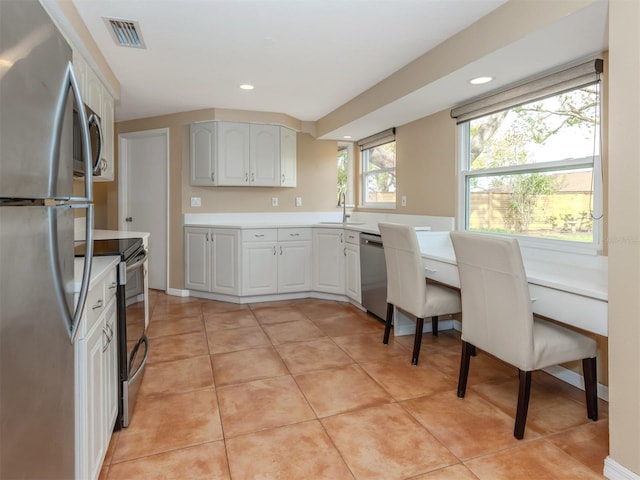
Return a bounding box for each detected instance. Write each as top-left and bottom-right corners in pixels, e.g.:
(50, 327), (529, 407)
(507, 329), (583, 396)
(339, 191), (351, 224)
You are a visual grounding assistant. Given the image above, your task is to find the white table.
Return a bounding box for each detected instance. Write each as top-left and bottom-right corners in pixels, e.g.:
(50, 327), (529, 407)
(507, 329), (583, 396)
(416, 232), (608, 337)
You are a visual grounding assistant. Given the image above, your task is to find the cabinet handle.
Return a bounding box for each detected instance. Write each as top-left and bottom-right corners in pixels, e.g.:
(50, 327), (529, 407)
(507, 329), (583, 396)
(206, 232), (209, 241)
(280, 246), (283, 255)
(344, 247), (347, 256)
(255, 234), (264, 238)
(289, 233), (299, 237)
(102, 324), (112, 352)
(245, 172), (249, 183)
(108, 282), (117, 291)
(211, 172), (215, 182)
(340, 233), (343, 243)
(251, 172), (255, 182)
(92, 299), (103, 310)
(282, 174), (285, 183)
(273, 245), (276, 255)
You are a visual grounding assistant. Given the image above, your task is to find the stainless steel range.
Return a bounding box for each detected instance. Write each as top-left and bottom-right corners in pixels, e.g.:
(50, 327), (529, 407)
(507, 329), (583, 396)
(76, 238), (149, 429)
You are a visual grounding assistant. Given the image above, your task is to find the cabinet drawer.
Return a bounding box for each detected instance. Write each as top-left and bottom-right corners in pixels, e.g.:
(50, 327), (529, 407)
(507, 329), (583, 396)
(344, 230), (360, 245)
(278, 228), (311, 242)
(81, 279), (106, 339)
(105, 266), (118, 301)
(243, 229), (277, 242)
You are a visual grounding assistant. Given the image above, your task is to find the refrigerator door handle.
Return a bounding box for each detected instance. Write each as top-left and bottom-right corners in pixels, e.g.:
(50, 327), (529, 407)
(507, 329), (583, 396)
(88, 113), (103, 175)
(49, 204), (94, 343)
(66, 62), (93, 202)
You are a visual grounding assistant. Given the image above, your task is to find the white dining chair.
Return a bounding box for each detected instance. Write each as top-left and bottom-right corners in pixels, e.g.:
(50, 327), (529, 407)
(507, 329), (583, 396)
(378, 223), (461, 365)
(449, 231), (598, 439)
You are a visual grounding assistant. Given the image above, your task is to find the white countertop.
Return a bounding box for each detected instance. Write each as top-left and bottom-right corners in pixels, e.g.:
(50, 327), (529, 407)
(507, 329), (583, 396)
(418, 232), (608, 302)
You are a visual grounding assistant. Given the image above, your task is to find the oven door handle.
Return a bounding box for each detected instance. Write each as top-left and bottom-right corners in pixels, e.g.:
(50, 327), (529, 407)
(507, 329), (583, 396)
(126, 249), (149, 273)
(128, 334), (149, 383)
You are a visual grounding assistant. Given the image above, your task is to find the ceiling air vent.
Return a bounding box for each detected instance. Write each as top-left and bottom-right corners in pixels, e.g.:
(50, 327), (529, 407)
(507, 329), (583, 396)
(104, 18), (146, 49)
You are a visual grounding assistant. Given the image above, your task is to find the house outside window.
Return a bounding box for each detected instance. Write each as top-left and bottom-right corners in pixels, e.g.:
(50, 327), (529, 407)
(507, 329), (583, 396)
(454, 60), (603, 253)
(359, 128), (396, 208)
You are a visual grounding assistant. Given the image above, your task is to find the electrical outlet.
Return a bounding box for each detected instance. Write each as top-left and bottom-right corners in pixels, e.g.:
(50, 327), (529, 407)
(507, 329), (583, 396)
(401, 195), (407, 207)
(271, 197), (279, 207)
(191, 197), (201, 207)
(295, 197), (302, 207)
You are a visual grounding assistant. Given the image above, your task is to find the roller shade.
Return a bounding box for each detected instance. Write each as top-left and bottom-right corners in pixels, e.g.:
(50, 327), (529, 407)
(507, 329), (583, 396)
(358, 128), (396, 150)
(451, 59), (603, 124)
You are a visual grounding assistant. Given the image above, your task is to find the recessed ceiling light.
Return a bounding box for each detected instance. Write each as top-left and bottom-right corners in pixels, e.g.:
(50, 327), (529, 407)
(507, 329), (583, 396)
(239, 84), (254, 90)
(469, 76), (493, 85)
(343, 135), (352, 139)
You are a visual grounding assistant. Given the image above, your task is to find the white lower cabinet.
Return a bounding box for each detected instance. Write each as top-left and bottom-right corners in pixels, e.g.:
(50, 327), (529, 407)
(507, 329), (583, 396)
(241, 228), (312, 296)
(344, 231), (361, 303)
(184, 227), (240, 295)
(312, 228), (345, 294)
(76, 266), (118, 480)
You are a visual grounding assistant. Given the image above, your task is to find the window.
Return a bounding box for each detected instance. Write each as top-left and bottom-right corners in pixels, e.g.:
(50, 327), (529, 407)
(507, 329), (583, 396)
(337, 142), (354, 206)
(454, 60), (603, 253)
(359, 128), (396, 208)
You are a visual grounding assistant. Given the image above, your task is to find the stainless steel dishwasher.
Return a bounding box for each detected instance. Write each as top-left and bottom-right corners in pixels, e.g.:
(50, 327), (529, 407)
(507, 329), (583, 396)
(359, 232), (387, 320)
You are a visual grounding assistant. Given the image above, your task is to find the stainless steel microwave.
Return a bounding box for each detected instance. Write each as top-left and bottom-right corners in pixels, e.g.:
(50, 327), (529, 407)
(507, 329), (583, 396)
(72, 103), (103, 177)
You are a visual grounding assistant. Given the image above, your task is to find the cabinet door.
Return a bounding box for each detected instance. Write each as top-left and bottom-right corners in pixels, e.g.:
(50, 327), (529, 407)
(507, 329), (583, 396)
(345, 243), (361, 303)
(242, 242), (278, 295)
(77, 314), (106, 480)
(185, 227), (210, 291)
(280, 127), (296, 187)
(312, 229), (345, 294)
(250, 124), (280, 186)
(190, 122), (217, 185)
(211, 229), (239, 295)
(103, 299), (119, 432)
(85, 66), (103, 115)
(278, 241), (312, 293)
(218, 122), (250, 185)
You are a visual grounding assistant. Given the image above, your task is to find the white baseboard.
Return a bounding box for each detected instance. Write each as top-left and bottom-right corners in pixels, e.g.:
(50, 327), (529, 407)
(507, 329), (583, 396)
(166, 288), (190, 297)
(604, 457), (640, 480)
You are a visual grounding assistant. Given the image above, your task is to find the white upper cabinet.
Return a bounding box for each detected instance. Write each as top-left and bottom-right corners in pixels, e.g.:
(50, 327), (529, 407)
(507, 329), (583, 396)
(250, 124), (280, 186)
(190, 122), (217, 186)
(190, 121), (296, 187)
(218, 121), (251, 185)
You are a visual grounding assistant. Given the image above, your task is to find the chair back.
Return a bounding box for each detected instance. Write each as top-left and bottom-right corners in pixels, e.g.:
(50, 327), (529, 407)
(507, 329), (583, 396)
(378, 223), (428, 318)
(450, 231), (535, 369)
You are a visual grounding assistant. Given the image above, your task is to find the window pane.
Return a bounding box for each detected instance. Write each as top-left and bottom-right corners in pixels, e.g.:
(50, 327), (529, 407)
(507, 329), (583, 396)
(467, 168), (594, 242)
(469, 86), (600, 170)
(362, 141), (396, 205)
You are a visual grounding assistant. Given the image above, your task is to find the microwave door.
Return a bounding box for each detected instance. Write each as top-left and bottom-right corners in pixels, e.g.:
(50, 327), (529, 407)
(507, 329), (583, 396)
(0, 0), (75, 200)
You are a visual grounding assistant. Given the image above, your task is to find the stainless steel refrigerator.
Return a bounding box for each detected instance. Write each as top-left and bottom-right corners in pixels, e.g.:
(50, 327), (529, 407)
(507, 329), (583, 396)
(0, 1), (96, 478)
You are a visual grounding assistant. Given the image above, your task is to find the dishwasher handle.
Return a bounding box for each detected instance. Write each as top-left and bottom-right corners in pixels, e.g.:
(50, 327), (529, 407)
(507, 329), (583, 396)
(360, 233), (383, 248)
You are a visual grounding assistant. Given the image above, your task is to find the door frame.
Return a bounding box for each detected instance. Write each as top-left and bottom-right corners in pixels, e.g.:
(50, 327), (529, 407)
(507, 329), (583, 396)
(118, 128), (170, 292)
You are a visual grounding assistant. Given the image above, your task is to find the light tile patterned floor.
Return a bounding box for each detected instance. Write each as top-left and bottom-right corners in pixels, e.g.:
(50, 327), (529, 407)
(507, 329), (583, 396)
(100, 291), (609, 480)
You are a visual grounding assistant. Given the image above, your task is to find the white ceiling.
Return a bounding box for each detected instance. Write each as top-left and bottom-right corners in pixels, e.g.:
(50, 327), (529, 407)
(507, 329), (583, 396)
(67, 0), (608, 140)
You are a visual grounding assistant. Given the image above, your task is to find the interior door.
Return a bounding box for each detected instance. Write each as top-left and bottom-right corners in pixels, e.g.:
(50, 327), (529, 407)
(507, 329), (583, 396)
(119, 129), (168, 291)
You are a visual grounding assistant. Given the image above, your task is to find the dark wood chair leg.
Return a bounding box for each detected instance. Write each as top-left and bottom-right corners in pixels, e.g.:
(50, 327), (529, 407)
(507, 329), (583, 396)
(412, 317), (424, 365)
(383, 303), (393, 344)
(514, 370), (532, 439)
(457, 341), (473, 398)
(583, 357), (599, 421)
(431, 315), (439, 337)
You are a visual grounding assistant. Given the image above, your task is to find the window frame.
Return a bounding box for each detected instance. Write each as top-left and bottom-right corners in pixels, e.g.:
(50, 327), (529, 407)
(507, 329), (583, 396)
(360, 140), (397, 209)
(456, 102), (604, 255)
(337, 141), (355, 207)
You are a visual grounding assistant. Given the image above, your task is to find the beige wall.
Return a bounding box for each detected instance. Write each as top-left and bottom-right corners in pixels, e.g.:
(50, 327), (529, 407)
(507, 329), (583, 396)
(607, 0), (640, 473)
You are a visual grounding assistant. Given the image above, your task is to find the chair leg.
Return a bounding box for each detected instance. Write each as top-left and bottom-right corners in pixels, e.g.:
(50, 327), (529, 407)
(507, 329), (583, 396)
(583, 357), (599, 421)
(383, 303), (393, 344)
(431, 315), (439, 337)
(412, 317), (424, 365)
(514, 370), (532, 439)
(457, 341), (473, 398)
